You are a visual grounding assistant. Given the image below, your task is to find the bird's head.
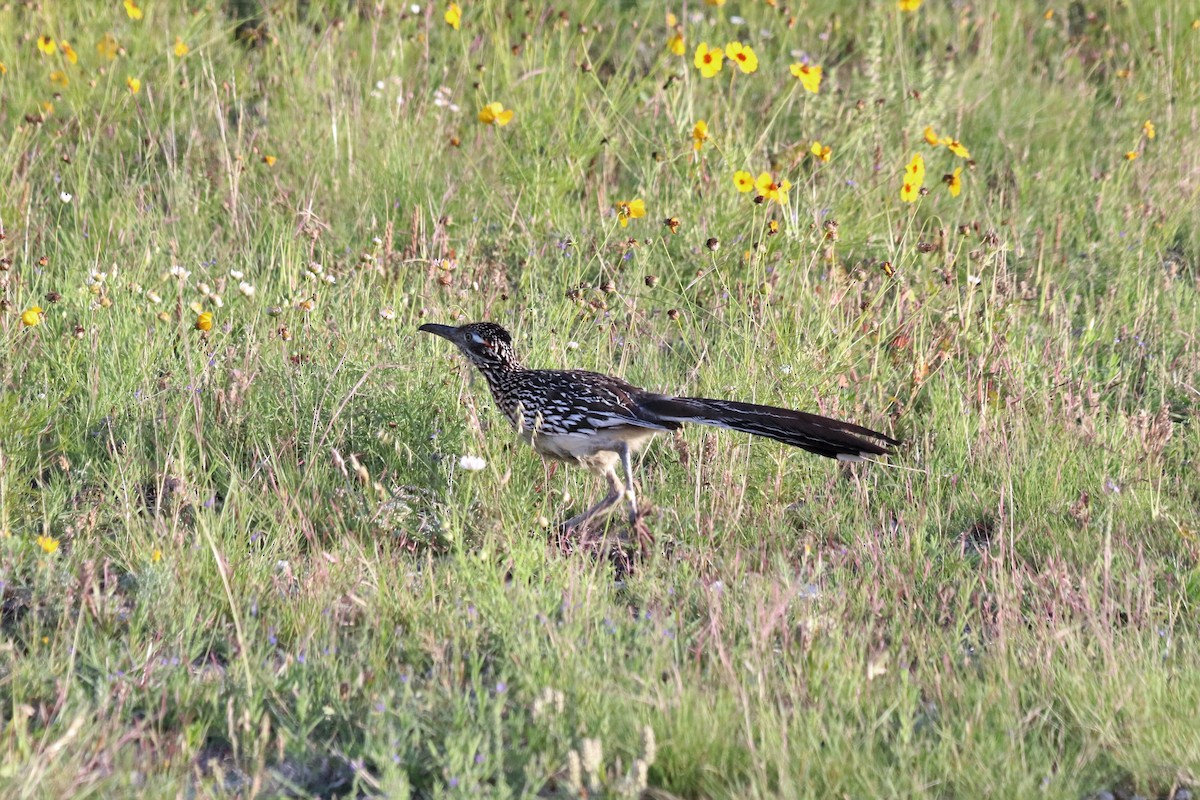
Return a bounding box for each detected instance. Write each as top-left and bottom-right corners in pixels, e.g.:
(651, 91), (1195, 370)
(418, 321), (522, 371)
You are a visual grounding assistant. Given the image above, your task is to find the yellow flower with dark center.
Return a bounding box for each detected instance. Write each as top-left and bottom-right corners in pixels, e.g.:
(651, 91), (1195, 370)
(174, 37), (190, 57)
(733, 170), (754, 192)
(195, 311), (214, 331)
(616, 199), (646, 227)
(901, 153), (925, 202)
(124, 0), (143, 20)
(479, 101), (514, 126)
(127, 76), (141, 93)
(810, 141), (832, 162)
(262, 154), (276, 166)
(898, 0), (922, 10)
(945, 167), (962, 197)
(1124, 150), (1138, 161)
(50, 70), (69, 88)
(789, 62), (821, 93)
(692, 120), (709, 152)
(667, 33), (685, 56)
(97, 33), (119, 59)
(61, 41), (78, 64)
(755, 172), (791, 205)
(21, 306), (44, 326)
(37, 534), (60, 554)
(694, 43), (724, 78)
(945, 139), (970, 159)
(1143, 120), (1155, 140)
(923, 126), (940, 146)
(725, 41), (758, 74)
(38, 36), (57, 55)
(445, 3), (461, 30)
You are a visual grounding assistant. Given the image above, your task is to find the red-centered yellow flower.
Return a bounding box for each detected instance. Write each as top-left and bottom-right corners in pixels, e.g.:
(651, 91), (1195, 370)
(479, 101), (514, 126)
(923, 125), (940, 146)
(21, 306), (44, 327)
(725, 41), (758, 74)
(667, 33), (685, 56)
(733, 170), (754, 192)
(37, 36), (56, 55)
(126, 76), (141, 94)
(124, 0), (144, 20)
(445, 2), (461, 30)
(901, 153), (925, 202)
(692, 120), (709, 152)
(898, 0), (922, 10)
(811, 141), (832, 162)
(263, 154), (276, 166)
(789, 62), (822, 93)
(195, 311), (213, 331)
(61, 41), (78, 64)
(945, 139), (970, 159)
(97, 33), (119, 59)
(1124, 150), (1138, 161)
(694, 42), (724, 78)
(173, 37), (190, 57)
(1143, 119), (1155, 140)
(616, 198), (646, 227)
(945, 167), (962, 197)
(755, 172), (791, 205)
(50, 70), (69, 88)
(37, 534), (60, 554)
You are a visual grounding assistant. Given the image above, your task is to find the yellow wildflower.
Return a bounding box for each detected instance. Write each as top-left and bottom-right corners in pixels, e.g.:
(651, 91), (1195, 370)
(445, 2), (462, 30)
(694, 42), (724, 78)
(152, 548), (163, 562)
(901, 153), (925, 202)
(37, 36), (57, 55)
(755, 172), (791, 205)
(705, 0), (726, 5)
(1143, 120), (1155, 140)
(898, 0), (922, 10)
(124, 0), (144, 20)
(667, 33), (685, 56)
(733, 170), (754, 192)
(21, 306), (45, 327)
(50, 70), (69, 88)
(725, 41), (758, 74)
(923, 126), (940, 146)
(790, 62), (822, 93)
(127, 76), (141, 93)
(810, 141), (832, 162)
(479, 101), (514, 126)
(173, 37), (190, 57)
(37, 534), (60, 554)
(195, 312), (214, 331)
(692, 120), (709, 152)
(616, 199), (646, 227)
(945, 167), (962, 197)
(0, 62), (6, 75)
(97, 33), (119, 59)
(1124, 150), (1138, 161)
(61, 41), (78, 64)
(945, 139), (970, 159)
(262, 154), (276, 166)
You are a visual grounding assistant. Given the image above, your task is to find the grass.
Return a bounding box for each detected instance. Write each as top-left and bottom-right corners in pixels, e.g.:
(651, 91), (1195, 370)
(1, 0), (1199, 796)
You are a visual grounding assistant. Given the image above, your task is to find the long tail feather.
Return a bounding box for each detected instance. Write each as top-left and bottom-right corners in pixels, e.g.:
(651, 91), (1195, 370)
(639, 395), (898, 461)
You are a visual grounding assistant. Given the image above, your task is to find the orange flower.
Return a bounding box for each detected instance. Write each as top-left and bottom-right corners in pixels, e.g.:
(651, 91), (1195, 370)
(810, 141), (832, 162)
(61, 41), (78, 64)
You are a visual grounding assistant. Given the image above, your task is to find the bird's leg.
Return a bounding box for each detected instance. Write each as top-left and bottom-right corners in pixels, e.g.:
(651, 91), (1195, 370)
(560, 467), (624, 538)
(619, 442), (653, 557)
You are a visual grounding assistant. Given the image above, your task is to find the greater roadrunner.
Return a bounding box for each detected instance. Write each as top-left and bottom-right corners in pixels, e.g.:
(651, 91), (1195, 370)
(420, 322), (898, 533)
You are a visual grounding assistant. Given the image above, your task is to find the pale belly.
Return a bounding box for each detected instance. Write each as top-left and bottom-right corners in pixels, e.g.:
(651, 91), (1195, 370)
(519, 425), (661, 471)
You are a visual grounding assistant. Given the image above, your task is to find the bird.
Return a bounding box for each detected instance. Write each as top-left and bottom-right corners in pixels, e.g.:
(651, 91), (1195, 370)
(419, 321), (898, 535)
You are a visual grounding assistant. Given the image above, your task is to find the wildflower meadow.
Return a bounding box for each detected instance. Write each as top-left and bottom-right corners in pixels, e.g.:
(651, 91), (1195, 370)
(1, 0), (1199, 796)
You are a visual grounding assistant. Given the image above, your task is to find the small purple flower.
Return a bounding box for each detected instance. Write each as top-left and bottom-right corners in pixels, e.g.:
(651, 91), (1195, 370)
(474, 753), (485, 765)
(495, 681), (507, 694)
(448, 777), (459, 788)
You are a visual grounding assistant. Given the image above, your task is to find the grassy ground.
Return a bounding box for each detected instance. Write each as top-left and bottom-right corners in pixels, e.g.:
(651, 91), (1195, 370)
(2, 0), (1199, 796)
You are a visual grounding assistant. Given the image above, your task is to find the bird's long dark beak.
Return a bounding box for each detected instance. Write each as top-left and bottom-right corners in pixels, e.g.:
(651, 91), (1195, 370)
(418, 323), (460, 342)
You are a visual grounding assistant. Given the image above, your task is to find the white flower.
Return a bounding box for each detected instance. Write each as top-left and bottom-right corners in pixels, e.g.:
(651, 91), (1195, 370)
(458, 455), (487, 472)
(307, 261), (324, 275)
(146, 290), (162, 304)
(197, 282), (211, 295)
(169, 265), (191, 280)
(967, 274), (982, 285)
(323, 273), (336, 284)
(730, 15), (745, 24)
(230, 269), (244, 280)
(238, 281), (256, 298)
(409, 4), (421, 13)
(566, 341), (579, 350)
(60, 191), (73, 203)
(210, 294), (224, 308)
(379, 307), (396, 320)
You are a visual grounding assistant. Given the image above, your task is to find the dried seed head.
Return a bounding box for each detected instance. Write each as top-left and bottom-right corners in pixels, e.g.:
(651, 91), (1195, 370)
(644, 274), (659, 287)
(705, 237), (720, 252)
